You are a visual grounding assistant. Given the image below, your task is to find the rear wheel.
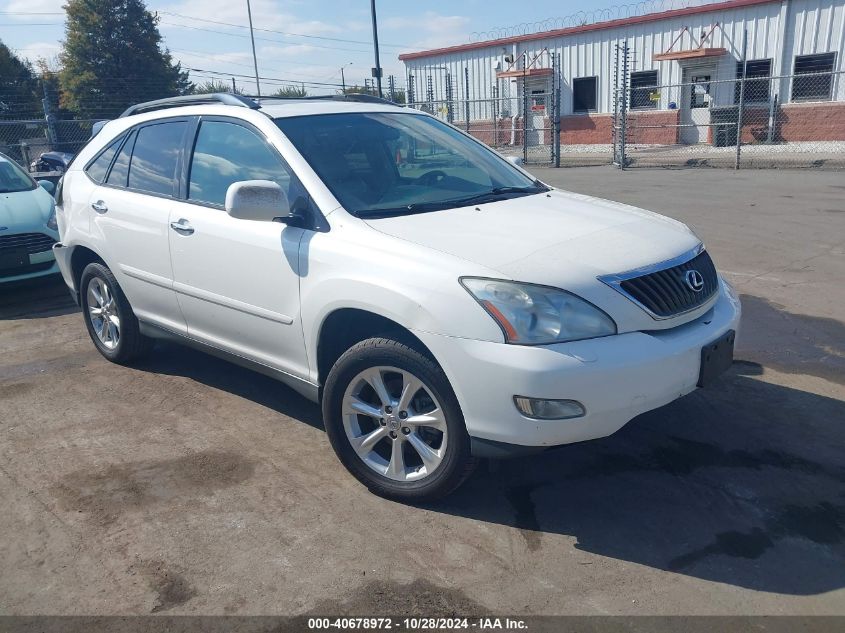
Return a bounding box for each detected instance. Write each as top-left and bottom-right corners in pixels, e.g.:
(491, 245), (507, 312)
(323, 337), (477, 501)
(80, 262), (152, 364)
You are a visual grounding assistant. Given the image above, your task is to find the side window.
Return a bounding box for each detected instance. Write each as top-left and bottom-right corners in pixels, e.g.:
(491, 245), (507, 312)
(792, 52), (836, 101)
(188, 120), (302, 207)
(85, 136), (122, 183)
(106, 131), (136, 187)
(127, 121), (187, 196)
(573, 76), (598, 113)
(630, 70), (659, 110)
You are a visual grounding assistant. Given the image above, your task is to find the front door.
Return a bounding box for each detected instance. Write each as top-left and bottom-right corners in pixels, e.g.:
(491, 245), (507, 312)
(681, 67), (715, 144)
(168, 118), (309, 380)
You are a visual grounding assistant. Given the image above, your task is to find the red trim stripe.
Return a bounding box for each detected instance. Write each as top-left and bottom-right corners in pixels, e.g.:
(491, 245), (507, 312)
(399, 0), (778, 61)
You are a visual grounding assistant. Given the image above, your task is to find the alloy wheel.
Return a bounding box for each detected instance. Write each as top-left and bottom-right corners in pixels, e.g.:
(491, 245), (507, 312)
(87, 277), (120, 350)
(341, 366), (448, 482)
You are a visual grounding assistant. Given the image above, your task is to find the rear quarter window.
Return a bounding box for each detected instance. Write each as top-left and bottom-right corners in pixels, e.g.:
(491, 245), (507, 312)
(84, 137), (122, 183)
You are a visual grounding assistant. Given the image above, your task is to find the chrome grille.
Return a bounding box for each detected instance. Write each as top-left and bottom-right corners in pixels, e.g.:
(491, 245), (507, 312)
(0, 232), (56, 254)
(601, 248), (719, 320)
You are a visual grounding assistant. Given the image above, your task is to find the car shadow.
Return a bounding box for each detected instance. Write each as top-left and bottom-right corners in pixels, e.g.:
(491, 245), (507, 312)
(132, 341), (325, 431)
(0, 274), (79, 320)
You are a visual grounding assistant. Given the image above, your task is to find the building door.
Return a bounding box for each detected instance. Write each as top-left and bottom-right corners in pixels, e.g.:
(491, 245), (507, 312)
(528, 89), (547, 145)
(681, 66), (715, 144)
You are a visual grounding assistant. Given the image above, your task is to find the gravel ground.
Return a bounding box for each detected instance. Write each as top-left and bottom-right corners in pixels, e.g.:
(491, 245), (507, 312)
(0, 167), (843, 616)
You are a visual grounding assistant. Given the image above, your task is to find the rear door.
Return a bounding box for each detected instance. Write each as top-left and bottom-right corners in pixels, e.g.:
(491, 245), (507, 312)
(168, 117), (309, 379)
(89, 119), (190, 333)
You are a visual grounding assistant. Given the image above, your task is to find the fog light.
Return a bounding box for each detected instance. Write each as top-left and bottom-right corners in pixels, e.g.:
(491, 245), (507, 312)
(513, 396), (585, 420)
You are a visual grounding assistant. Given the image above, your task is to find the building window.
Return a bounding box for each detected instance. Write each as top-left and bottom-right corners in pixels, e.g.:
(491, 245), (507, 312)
(630, 70), (658, 109)
(572, 76), (597, 113)
(735, 59), (772, 103)
(791, 53), (836, 101)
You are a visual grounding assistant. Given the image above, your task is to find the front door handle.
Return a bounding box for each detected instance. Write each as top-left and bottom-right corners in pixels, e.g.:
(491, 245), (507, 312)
(170, 219), (195, 235)
(91, 200), (108, 213)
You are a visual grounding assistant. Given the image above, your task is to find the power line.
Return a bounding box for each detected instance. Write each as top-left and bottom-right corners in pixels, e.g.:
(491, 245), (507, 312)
(160, 20), (378, 55)
(158, 11), (416, 50)
(170, 48), (353, 79)
(184, 66), (346, 89)
(0, 9), (421, 52)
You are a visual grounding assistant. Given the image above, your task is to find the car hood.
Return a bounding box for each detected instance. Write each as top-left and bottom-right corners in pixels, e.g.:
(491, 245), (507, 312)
(363, 188), (701, 283)
(363, 188), (709, 332)
(0, 187), (55, 231)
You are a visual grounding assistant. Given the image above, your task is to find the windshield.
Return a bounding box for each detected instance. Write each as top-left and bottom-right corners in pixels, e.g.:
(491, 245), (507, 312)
(275, 112), (547, 217)
(0, 155), (36, 194)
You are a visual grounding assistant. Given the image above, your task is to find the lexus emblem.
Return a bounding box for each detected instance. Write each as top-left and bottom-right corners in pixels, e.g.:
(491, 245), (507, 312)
(684, 269), (705, 292)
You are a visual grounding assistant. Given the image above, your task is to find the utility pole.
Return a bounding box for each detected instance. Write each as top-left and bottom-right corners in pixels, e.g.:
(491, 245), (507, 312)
(370, 0), (383, 97)
(341, 66), (346, 93)
(246, 0), (261, 96)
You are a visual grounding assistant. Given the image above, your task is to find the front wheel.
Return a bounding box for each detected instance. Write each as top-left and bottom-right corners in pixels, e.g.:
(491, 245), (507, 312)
(322, 337), (477, 501)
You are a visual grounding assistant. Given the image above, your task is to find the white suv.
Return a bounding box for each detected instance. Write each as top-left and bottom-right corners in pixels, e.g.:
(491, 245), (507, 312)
(54, 93), (740, 500)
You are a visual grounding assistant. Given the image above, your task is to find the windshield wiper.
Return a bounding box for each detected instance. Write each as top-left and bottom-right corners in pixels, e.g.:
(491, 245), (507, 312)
(489, 179), (549, 194)
(363, 181), (549, 218)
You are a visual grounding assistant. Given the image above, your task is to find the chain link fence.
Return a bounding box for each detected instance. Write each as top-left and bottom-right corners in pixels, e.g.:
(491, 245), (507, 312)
(0, 99), (102, 173)
(614, 69), (845, 169)
(407, 90), (562, 166)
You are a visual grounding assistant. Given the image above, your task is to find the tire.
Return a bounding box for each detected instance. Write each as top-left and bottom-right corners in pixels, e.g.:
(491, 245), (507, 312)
(79, 262), (152, 364)
(323, 336), (477, 501)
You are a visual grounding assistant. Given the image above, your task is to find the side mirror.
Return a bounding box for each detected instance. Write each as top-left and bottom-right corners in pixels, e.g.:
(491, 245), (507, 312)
(37, 180), (55, 195)
(225, 180), (290, 222)
(506, 156), (524, 167)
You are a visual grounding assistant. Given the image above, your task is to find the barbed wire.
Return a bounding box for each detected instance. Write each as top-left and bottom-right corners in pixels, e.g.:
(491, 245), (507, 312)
(469, 0), (723, 42)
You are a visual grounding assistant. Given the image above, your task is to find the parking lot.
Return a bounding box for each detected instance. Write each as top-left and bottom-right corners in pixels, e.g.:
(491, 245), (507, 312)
(1, 166), (843, 616)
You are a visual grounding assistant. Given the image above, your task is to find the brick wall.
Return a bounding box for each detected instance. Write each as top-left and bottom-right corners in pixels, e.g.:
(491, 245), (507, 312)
(466, 118), (523, 146)
(773, 102), (845, 142)
(626, 110), (680, 144)
(560, 113), (613, 144)
(558, 110), (680, 144)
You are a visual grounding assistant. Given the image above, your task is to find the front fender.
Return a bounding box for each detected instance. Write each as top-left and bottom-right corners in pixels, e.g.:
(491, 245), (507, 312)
(300, 277), (504, 384)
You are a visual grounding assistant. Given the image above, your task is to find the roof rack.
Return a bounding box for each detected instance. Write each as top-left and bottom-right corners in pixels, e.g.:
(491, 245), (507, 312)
(243, 93), (399, 106)
(119, 93), (260, 118)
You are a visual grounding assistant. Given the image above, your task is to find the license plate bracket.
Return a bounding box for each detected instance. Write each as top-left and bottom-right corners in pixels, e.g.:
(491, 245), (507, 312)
(0, 248), (29, 271)
(698, 329), (735, 387)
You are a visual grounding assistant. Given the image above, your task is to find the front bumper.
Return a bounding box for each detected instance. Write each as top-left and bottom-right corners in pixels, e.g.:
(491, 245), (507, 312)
(416, 280), (741, 452)
(0, 248), (58, 283)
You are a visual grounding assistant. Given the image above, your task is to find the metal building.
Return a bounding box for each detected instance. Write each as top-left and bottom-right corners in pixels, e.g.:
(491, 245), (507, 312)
(399, 0), (845, 150)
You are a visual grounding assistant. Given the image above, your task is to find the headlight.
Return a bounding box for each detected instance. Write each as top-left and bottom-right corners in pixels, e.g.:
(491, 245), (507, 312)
(461, 278), (616, 345)
(46, 207), (58, 231)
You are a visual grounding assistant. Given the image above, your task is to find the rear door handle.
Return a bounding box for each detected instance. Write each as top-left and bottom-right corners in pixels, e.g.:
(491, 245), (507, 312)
(91, 200), (108, 213)
(170, 219), (195, 235)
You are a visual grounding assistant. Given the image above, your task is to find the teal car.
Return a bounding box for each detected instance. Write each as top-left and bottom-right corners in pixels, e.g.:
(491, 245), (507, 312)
(0, 152), (59, 283)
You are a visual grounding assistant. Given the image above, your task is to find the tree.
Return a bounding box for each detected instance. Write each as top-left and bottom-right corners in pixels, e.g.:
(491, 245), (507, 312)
(59, 0), (192, 118)
(272, 85), (308, 98)
(193, 79), (241, 95)
(35, 58), (73, 119)
(0, 39), (41, 116)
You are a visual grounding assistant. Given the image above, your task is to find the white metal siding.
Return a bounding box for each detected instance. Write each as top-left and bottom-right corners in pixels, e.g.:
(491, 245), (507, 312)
(403, 0), (845, 113)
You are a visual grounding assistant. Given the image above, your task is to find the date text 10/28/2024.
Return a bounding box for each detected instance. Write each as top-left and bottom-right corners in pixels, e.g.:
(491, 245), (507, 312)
(307, 617), (528, 630)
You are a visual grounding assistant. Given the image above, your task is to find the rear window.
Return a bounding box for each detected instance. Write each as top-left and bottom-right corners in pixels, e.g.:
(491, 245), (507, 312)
(127, 122), (187, 196)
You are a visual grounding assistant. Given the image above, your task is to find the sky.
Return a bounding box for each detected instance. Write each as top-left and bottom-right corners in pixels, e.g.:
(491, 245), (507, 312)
(0, 0), (712, 94)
